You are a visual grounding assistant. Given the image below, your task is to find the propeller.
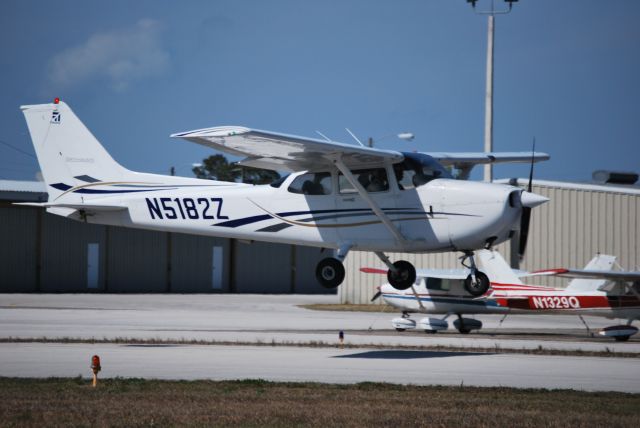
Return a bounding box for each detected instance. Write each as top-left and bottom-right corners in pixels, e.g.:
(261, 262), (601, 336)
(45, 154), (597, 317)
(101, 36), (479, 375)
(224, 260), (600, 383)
(518, 138), (536, 260)
(371, 286), (382, 302)
(360, 268), (386, 301)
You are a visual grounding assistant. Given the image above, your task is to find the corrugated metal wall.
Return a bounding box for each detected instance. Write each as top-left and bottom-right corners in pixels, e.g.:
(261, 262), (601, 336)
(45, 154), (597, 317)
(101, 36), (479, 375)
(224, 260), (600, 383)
(0, 205), (39, 292)
(523, 182), (639, 288)
(40, 214), (106, 292)
(169, 234), (230, 292)
(106, 227), (169, 292)
(294, 246), (333, 293)
(340, 182), (640, 303)
(233, 241), (293, 293)
(0, 206), (329, 294)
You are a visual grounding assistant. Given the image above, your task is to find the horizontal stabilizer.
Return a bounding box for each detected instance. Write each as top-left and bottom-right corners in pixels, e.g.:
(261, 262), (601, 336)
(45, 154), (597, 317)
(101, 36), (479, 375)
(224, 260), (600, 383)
(530, 254), (640, 292)
(547, 269), (640, 282)
(14, 202), (127, 212)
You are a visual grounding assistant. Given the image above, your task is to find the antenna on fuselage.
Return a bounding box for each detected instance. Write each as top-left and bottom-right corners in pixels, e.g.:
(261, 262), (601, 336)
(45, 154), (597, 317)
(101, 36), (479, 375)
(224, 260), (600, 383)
(315, 131), (333, 142)
(345, 128), (366, 147)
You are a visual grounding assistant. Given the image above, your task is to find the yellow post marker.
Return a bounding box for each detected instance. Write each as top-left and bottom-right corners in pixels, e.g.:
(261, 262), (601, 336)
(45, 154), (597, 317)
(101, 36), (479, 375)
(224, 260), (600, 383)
(90, 355), (101, 387)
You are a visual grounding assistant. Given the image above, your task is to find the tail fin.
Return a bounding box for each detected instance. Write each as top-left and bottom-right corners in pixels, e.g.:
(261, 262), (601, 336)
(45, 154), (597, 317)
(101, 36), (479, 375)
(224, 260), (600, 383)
(565, 254), (616, 292)
(21, 100), (220, 203)
(476, 249), (524, 285)
(21, 100), (129, 201)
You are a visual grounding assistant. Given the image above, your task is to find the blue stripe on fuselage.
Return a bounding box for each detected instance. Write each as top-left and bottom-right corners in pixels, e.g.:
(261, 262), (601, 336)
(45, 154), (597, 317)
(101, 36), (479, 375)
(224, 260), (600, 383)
(382, 293), (501, 307)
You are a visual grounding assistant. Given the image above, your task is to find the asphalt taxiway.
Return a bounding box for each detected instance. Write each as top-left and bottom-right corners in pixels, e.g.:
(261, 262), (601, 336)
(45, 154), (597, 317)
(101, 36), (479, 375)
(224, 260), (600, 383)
(2, 342), (639, 392)
(1, 294), (639, 392)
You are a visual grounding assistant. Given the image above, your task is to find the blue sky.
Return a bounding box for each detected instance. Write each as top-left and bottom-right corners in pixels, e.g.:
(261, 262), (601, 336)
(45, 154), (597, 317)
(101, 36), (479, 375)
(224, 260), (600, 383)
(1, 0), (639, 182)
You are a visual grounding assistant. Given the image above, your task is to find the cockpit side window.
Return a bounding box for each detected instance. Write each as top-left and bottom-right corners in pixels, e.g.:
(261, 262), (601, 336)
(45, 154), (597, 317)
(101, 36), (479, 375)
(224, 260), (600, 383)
(339, 168), (389, 194)
(394, 163), (418, 190)
(627, 281), (640, 296)
(288, 172), (332, 195)
(395, 153), (452, 190)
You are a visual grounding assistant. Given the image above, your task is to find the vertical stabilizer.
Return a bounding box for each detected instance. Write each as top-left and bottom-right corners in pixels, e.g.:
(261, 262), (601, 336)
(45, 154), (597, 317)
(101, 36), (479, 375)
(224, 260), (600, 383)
(21, 100), (131, 201)
(476, 249), (524, 285)
(565, 254), (616, 292)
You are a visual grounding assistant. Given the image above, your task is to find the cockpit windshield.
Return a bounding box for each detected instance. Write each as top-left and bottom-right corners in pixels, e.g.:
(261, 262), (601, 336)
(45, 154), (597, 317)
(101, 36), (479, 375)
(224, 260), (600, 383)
(394, 152), (452, 190)
(270, 174), (290, 188)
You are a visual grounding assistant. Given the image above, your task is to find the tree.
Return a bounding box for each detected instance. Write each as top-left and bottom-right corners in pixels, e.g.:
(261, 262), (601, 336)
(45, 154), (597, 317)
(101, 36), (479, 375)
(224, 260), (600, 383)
(192, 154), (238, 182)
(237, 166), (281, 185)
(193, 154), (280, 185)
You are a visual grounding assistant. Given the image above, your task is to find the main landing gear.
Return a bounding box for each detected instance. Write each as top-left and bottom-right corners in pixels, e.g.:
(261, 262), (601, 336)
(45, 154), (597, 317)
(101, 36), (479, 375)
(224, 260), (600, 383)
(460, 251), (490, 297)
(375, 252), (416, 290)
(316, 244), (350, 289)
(386, 260), (416, 290)
(316, 257), (345, 288)
(315, 247), (417, 290)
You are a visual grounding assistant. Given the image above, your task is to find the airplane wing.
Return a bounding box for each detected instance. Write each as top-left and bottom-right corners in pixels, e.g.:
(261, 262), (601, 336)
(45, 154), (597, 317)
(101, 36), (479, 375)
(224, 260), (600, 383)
(427, 152), (550, 179)
(530, 268), (640, 282)
(171, 127), (404, 172)
(361, 267), (531, 280)
(361, 267), (470, 279)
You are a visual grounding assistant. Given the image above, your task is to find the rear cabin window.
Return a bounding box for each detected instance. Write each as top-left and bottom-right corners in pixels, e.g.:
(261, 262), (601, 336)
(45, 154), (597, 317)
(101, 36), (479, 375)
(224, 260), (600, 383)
(287, 172), (332, 195)
(339, 168), (389, 194)
(425, 277), (452, 291)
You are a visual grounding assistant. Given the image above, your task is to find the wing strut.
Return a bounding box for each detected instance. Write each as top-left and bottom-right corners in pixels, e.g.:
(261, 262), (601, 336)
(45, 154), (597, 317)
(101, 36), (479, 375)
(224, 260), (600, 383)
(410, 285), (427, 312)
(332, 157), (407, 245)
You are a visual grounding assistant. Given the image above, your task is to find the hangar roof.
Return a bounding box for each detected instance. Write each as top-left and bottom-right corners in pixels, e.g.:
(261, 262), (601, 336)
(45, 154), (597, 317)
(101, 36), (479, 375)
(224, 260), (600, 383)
(497, 178), (640, 196)
(0, 180), (47, 202)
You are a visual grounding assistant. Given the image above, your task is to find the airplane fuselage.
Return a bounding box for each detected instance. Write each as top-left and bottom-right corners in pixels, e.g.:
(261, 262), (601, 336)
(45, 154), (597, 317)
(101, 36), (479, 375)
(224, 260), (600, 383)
(380, 282), (640, 320)
(71, 173), (523, 253)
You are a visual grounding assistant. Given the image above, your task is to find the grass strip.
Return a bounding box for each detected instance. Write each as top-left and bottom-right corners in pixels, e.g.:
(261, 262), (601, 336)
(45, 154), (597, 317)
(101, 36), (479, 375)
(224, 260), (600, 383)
(0, 377), (638, 427)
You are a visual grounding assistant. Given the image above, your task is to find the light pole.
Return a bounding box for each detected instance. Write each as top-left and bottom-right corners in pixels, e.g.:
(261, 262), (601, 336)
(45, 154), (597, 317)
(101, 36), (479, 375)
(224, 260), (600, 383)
(466, 0), (519, 182)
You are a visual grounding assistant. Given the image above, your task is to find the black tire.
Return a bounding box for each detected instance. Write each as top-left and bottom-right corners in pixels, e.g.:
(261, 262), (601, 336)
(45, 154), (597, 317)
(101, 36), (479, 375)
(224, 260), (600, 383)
(458, 328), (471, 334)
(614, 335), (631, 342)
(464, 271), (490, 296)
(315, 257), (345, 288)
(387, 260), (416, 290)
(395, 328), (406, 332)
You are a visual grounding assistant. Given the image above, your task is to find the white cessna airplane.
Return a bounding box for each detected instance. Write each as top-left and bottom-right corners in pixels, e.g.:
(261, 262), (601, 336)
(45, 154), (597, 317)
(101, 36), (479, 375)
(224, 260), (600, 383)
(366, 250), (640, 341)
(20, 99), (549, 294)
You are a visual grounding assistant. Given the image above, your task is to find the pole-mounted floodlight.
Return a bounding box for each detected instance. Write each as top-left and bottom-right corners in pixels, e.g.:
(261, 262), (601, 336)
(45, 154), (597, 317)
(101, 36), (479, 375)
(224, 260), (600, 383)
(468, 0), (517, 13)
(465, 0), (519, 182)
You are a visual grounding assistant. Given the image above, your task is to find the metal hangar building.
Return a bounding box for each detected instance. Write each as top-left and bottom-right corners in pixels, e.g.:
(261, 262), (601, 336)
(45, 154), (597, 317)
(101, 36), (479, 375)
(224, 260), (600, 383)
(1, 176), (638, 298)
(0, 180), (329, 294)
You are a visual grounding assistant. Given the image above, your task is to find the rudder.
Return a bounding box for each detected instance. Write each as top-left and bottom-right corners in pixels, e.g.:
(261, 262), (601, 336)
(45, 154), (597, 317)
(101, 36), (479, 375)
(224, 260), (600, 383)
(21, 100), (128, 201)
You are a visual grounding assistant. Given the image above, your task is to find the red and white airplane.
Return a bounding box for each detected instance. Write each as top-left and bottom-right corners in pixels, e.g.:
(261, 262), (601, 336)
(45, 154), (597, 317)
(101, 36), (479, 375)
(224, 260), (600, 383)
(365, 250), (640, 341)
